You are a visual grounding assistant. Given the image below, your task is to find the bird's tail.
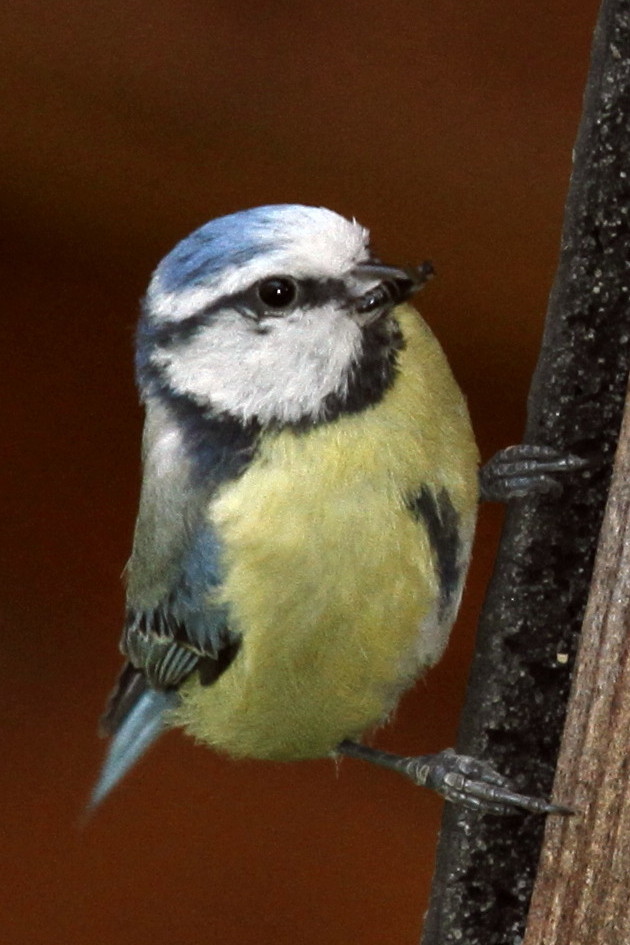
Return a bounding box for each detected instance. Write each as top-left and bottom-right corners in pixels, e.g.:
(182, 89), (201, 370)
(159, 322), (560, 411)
(88, 664), (178, 811)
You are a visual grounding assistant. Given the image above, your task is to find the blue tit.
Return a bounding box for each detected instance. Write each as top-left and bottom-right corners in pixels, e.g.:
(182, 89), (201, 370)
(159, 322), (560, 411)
(91, 204), (568, 815)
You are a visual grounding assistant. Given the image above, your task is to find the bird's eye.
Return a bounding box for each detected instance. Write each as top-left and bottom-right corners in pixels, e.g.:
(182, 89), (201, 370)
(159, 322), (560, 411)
(257, 277), (297, 309)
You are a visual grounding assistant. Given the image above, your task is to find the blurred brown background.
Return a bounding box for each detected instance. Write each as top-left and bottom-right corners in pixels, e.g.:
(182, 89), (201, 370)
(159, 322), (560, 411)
(1, 2), (599, 943)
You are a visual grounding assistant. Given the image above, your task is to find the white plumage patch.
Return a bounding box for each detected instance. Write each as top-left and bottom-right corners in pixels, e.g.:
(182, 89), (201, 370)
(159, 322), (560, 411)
(153, 304), (364, 426)
(144, 406), (187, 480)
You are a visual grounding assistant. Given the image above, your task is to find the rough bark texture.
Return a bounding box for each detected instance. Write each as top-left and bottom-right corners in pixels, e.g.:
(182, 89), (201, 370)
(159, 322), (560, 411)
(523, 376), (630, 945)
(420, 2), (630, 942)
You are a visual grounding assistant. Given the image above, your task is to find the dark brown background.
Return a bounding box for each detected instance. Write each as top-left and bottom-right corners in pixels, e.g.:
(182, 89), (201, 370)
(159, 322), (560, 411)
(1, 2), (599, 943)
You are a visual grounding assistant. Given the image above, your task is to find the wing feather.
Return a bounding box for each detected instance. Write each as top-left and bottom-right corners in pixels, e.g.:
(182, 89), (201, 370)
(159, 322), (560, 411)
(98, 402), (255, 747)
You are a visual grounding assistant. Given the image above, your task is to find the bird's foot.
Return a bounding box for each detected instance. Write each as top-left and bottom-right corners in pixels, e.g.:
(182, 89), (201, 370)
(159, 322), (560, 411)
(479, 443), (592, 502)
(337, 742), (573, 815)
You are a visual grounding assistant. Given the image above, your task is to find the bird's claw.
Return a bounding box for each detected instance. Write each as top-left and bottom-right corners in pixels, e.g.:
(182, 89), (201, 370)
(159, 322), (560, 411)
(479, 443), (592, 503)
(399, 748), (573, 816)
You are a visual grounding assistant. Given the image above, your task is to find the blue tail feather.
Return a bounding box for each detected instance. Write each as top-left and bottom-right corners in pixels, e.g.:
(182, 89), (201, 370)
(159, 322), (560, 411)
(88, 687), (178, 811)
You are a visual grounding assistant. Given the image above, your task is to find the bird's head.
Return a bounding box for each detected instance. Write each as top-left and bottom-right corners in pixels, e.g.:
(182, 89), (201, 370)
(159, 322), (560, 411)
(137, 205), (431, 427)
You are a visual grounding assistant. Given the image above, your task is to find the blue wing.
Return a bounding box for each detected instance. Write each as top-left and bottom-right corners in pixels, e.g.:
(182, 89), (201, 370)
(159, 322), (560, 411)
(119, 520), (237, 690)
(90, 519), (240, 811)
(91, 408), (256, 810)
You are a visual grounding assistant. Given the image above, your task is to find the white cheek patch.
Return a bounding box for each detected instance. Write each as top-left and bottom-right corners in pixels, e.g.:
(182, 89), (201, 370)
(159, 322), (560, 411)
(153, 308), (363, 425)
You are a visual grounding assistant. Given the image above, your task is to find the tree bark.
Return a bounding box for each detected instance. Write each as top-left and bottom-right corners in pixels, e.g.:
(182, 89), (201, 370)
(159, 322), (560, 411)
(523, 375), (630, 945)
(421, 2), (630, 942)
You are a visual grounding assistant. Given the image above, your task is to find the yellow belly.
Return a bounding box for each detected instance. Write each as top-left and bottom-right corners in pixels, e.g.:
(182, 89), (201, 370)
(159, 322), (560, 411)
(173, 305), (479, 759)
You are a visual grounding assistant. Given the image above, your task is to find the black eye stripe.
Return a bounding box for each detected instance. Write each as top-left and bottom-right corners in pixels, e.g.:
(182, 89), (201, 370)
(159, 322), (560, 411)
(243, 276), (349, 314)
(143, 277), (352, 344)
(250, 276), (348, 314)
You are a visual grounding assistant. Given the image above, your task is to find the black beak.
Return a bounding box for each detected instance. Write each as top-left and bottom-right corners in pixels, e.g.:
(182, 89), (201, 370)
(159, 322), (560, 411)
(350, 261), (434, 325)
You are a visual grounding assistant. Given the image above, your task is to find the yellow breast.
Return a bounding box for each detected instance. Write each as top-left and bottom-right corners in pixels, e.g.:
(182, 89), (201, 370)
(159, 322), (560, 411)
(173, 305), (479, 760)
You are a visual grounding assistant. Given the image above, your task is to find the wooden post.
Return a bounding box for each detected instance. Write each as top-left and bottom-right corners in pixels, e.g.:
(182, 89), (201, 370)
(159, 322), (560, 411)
(421, 1), (630, 940)
(523, 380), (630, 944)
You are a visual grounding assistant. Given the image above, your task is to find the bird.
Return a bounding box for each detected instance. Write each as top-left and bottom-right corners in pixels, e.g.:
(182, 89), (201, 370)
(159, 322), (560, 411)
(91, 204), (573, 815)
